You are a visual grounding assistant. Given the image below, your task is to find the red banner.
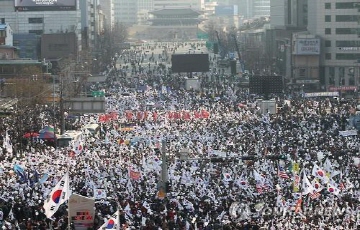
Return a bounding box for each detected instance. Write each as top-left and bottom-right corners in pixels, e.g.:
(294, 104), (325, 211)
(123, 110), (211, 122)
(99, 112), (119, 123)
(129, 169), (141, 180)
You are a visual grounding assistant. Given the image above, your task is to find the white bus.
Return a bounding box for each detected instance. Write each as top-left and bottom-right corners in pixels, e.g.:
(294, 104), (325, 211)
(56, 130), (83, 148)
(82, 124), (100, 137)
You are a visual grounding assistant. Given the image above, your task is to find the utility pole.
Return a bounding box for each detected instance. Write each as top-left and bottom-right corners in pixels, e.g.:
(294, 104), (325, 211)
(59, 75), (65, 135)
(157, 139), (168, 199)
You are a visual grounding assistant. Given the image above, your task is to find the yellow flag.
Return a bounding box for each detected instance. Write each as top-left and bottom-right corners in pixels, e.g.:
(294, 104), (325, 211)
(292, 162), (300, 174)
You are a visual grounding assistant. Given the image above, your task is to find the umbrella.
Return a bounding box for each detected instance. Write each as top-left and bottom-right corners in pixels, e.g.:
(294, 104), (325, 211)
(39, 126), (56, 139)
(40, 126), (54, 133)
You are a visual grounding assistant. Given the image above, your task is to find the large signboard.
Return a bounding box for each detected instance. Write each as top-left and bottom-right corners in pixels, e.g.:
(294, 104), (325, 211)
(171, 54), (209, 73)
(294, 38), (320, 55)
(215, 5), (238, 16)
(15, 0), (76, 11)
(68, 194), (95, 230)
(304, 92), (339, 97)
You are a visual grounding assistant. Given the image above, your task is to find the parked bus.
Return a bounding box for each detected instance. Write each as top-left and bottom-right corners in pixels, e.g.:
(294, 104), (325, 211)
(82, 124), (100, 137)
(56, 130), (82, 148)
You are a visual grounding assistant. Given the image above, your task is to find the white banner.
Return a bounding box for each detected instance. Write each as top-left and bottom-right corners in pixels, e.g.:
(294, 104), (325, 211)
(294, 38), (320, 55)
(68, 194), (95, 230)
(339, 130), (357, 137)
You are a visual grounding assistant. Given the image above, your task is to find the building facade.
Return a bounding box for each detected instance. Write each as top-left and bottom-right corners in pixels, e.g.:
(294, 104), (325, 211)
(292, 32), (321, 89)
(80, 0), (102, 50)
(99, 0), (115, 30)
(13, 33), (39, 59)
(270, 0), (308, 29)
(113, 0), (138, 26)
(0, 24), (13, 46)
(253, 0), (270, 18)
(308, 0), (360, 89)
(236, 0), (270, 19)
(0, 0), (82, 57)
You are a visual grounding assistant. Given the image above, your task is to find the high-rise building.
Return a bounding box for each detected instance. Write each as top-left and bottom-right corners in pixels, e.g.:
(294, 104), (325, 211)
(99, 0), (115, 30)
(307, 0), (360, 88)
(270, 0), (307, 29)
(113, 0), (138, 26)
(0, 0), (82, 55)
(137, 0), (154, 25)
(236, 0), (270, 19)
(253, 0), (270, 18)
(80, 0), (101, 49)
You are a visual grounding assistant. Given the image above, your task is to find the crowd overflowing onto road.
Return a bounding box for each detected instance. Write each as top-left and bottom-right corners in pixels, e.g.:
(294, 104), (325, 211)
(0, 41), (359, 230)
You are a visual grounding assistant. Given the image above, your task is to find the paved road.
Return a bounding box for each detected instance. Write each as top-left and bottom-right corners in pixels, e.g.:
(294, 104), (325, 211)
(115, 41), (242, 76)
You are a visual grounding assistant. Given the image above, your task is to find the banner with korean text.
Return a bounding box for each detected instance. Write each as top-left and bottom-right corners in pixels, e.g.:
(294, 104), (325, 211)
(68, 194), (95, 230)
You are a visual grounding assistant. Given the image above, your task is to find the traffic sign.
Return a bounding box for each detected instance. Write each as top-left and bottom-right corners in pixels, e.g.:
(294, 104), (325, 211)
(91, 91), (105, 97)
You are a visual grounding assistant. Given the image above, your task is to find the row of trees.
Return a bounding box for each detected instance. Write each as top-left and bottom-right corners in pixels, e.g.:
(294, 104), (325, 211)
(3, 22), (129, 109)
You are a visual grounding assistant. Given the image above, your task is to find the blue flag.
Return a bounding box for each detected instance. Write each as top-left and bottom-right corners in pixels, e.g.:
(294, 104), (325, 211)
(13, 164), (27, 183)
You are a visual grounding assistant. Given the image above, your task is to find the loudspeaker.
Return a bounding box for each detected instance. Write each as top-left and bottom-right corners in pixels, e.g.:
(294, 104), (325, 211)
(213, 43), (219, 54)
(230, 60), (237, 75)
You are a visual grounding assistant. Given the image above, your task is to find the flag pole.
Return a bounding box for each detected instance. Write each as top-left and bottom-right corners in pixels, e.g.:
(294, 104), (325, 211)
(66, 162), (71, 230)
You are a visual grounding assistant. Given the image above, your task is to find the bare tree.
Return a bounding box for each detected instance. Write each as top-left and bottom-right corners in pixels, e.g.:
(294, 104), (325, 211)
(5, 65), (50, 107)
(98, 22), (129, 69)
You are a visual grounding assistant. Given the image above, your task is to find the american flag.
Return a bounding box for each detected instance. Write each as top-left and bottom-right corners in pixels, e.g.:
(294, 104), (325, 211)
(278, 166), (290, 179)
(309, 191), (321, 200)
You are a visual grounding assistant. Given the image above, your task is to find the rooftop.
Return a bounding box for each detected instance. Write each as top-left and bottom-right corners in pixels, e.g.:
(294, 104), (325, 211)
(0, 24), (7, 30)
(150, 8), (202, 16)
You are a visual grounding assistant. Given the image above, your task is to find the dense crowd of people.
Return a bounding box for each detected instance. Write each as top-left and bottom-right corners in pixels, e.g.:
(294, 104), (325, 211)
(0, 41), (359, 230)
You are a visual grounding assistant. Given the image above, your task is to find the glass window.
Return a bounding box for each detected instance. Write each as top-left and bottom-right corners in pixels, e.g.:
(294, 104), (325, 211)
(336, 28), (360, 34)
(28, 30), (43, 35)
(336, 40), (360, 47)
(28, 18), (43, 24)
(299, 68), (306, 77)
(325, 53), (332, 60)
(325, 28), (331, 34)
(325, 15), (331, 22)
(325, 40), (331, 47)
(325, 3), (331, 9)
(336, 2), (356, 9)
(336, 15), (359, 22)
(336, 53), (360, 60)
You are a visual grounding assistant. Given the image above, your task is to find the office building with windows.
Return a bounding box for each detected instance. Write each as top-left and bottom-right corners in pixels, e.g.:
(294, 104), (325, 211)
(308, 0), (360, 88)
(236, 0), (270, 19)
(270, 0), (307, 29)
(113, 0), (138, 26)
(99, 0), (115, 30)
(0, 0), (82, 58)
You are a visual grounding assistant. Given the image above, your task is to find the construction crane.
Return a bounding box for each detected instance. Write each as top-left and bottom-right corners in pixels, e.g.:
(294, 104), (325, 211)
(215, 31), (230, 67)
(231, 33), (245, 73)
